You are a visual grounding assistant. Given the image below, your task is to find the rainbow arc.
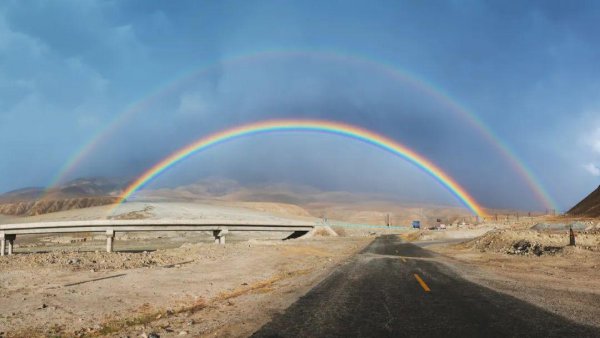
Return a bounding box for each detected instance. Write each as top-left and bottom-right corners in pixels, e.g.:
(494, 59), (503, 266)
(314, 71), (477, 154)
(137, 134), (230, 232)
(114, 119), (488, 218)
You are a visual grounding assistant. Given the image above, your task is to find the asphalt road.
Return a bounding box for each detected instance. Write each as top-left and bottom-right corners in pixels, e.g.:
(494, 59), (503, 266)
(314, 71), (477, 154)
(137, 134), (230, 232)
(253, 235), (600, 337)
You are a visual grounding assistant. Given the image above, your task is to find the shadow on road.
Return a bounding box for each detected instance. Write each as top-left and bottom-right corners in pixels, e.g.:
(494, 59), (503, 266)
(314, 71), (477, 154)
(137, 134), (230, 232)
(254, 235), (600, 337)
(360, 234), (435, 258)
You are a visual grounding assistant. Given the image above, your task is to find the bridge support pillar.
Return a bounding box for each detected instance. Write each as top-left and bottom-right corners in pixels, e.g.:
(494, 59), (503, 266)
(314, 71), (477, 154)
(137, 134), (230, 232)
(106, 229), (115, 253)
(6, 234), (15, 255)
(0, 234), (15, 256)
(0, 232), (5, 256)
(213, 229), (228, 245)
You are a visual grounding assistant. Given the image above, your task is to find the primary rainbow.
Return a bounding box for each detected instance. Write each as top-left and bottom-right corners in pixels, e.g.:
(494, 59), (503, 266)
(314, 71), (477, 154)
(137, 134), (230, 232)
(115, 119), (487, 217)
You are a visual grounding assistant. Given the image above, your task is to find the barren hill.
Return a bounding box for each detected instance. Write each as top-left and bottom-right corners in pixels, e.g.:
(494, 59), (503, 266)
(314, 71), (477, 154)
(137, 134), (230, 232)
(568, 185), (600, 217)
(0, 177), (128, 202)
(1, 177), (482, 223)
(0, 197), (119, 216)
(137, 178), (474, 226)
(0, 177), (127, 216)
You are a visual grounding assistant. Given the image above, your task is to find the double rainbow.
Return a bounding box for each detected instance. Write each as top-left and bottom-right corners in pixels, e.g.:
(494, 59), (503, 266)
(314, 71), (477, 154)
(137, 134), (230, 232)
(115, 119), (487, 217)
(47, 50), (556, 210)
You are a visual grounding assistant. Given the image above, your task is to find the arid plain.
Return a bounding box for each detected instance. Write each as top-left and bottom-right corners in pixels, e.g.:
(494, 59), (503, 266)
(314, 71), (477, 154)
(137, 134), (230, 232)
(1, 181), (600, 337)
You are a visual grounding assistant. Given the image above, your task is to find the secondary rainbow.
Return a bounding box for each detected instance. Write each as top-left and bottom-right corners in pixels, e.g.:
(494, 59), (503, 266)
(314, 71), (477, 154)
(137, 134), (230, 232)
(47, 50), (556, 210)
(115, 119), (487, 217)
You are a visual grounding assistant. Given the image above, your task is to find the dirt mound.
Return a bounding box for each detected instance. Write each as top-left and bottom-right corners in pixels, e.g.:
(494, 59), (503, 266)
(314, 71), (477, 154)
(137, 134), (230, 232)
(568, 185), (600, 217)
(462, 229), (600, 256)
(109, 205), (155, 220)
(0, 197), (118, 216)
(0, 249), (185, 271)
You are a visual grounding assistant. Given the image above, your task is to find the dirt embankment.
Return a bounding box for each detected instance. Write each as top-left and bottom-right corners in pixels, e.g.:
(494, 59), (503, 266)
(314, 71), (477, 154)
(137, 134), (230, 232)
(461, 228), (600, 255)
(0, 197), (118, 217)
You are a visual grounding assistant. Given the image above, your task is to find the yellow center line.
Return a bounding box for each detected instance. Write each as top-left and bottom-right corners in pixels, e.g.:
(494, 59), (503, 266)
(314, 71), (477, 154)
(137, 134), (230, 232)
(414, 274), (431, 292)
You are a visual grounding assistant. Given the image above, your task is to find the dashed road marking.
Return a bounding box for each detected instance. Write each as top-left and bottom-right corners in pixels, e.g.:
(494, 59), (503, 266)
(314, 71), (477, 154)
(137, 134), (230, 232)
(414, 274), (431, 292)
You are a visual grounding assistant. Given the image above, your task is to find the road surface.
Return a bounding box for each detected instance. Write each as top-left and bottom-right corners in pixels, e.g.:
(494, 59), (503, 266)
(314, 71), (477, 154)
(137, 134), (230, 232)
(253, 235), (599, 337)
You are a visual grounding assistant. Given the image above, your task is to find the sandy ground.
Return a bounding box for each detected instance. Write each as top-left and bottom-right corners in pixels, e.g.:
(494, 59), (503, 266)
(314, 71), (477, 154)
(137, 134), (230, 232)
(0, 202), (376, 337)
(0, 236), (371, 337)
(3, 202), (600, 336)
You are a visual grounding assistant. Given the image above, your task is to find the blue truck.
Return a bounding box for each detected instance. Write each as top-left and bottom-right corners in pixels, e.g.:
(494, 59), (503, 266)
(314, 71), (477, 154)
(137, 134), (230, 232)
(412, 220), (421, 229)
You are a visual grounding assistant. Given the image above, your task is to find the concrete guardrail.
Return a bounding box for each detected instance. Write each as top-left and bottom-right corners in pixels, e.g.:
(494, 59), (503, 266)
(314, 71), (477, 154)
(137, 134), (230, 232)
(0, 219), (316, 255)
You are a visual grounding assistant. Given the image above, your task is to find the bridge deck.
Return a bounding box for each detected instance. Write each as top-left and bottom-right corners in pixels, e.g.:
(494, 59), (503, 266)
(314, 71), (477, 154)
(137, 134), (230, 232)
(0, 219), (316, 255)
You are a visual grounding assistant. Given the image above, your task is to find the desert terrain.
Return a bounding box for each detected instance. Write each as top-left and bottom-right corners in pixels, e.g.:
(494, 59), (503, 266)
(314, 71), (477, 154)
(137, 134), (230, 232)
(1, 182), (599, 337)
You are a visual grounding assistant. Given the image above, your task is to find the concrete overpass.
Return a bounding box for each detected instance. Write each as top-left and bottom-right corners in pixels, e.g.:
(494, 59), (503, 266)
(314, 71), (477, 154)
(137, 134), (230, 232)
(0, 219), (316, 255)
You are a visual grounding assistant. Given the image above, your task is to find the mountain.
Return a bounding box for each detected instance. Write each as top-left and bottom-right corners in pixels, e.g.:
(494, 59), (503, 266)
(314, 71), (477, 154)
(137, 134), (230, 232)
(0, 187), (46, 202)
(568, 185), (600, 217)
(138, 178), (475, 226)
(0, 197), (119, 217)
(0, 177), (129, 203)
(0, 177), (478, 224)
(0, 177), (129, 216)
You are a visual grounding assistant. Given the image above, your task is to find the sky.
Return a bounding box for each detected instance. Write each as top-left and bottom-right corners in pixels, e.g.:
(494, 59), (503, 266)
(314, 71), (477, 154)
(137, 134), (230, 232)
(1, 0), (600, 212)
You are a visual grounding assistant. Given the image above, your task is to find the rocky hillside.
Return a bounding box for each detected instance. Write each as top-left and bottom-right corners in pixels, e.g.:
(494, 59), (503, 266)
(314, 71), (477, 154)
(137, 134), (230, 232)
(0, 177), (127, 217)
(0, 177), (128, 202)
(568, 185), (600, 217)
(0, 197), (119, 217)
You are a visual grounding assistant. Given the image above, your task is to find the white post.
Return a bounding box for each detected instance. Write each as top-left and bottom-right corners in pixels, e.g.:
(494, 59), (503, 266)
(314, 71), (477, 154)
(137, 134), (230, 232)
(106, 229), (115, 253)
(0, 234), (5, 257)
(7, 239), (13, 255)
